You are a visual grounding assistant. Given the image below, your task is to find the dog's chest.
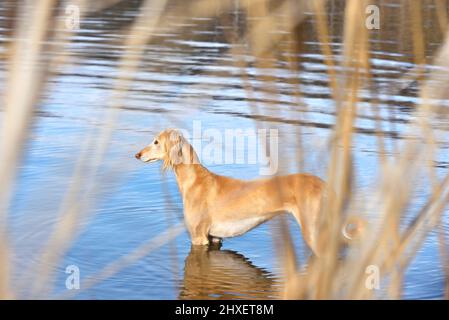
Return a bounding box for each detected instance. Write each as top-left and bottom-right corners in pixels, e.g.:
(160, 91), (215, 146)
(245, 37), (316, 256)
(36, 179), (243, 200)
(209, 216), (268, 238)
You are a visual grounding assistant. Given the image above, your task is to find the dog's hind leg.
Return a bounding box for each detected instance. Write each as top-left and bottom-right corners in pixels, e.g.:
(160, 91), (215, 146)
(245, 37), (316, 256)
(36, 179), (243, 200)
(208, 235), (223, 250)
(290, 207), (320, 256)
(209, 236), (222, 244)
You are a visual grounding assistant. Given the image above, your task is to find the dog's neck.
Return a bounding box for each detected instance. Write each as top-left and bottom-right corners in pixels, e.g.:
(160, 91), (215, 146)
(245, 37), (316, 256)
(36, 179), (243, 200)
(172, 144), (210, 196)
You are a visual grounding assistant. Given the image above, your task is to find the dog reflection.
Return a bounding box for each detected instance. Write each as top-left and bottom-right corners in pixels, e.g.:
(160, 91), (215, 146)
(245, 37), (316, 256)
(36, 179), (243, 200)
(179, 245), (280, 299)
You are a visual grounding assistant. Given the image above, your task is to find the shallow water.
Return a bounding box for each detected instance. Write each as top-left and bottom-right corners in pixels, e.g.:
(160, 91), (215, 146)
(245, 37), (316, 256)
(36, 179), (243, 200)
(1, 0), (449, 299)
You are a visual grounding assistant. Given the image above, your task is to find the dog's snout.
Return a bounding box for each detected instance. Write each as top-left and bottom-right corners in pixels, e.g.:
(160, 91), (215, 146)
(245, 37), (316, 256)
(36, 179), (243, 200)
(135, 152), (141, 159)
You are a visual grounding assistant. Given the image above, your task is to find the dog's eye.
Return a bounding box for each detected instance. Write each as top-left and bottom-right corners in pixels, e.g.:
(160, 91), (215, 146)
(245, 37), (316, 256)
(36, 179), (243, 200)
(154, 140), (158, 145)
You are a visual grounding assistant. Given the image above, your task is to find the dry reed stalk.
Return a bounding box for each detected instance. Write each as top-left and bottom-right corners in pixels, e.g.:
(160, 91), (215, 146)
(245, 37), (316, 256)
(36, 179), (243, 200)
(435, 0), (448, 33)
(311, 0), (338, 101)
(283, 0), (449, 300)
(0, 0), (59, 299)
(2, 0), (449, 300)
(349, 2), (449, 299)
(29, 0), (170, 298)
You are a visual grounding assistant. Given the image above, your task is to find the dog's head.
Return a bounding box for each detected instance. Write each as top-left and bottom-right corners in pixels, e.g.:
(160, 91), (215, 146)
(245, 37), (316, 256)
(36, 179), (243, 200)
(135, 129), (197, 169)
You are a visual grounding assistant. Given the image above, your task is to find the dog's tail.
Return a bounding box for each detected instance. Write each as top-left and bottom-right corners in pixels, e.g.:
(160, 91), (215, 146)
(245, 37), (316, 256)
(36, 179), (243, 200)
(341, 216), (367, 242)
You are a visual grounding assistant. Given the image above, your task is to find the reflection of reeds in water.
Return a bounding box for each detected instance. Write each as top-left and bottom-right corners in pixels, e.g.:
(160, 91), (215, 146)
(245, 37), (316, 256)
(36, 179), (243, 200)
(1, 0), (449, 299)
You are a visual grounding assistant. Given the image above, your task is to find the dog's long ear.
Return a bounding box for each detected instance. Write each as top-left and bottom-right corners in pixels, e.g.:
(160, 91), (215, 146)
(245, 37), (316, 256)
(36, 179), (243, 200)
(163, 130), (193, 170)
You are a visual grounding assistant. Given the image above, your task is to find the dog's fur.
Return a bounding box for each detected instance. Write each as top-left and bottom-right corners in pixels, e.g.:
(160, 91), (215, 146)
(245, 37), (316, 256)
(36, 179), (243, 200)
(136, 129), (361, 255)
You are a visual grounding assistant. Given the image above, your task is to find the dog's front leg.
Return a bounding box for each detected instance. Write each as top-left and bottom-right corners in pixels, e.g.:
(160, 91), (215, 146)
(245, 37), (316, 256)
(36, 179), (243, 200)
(187, 213), (211, 246)
(191, 235), (210, 246)
(190, 223), (210, 246)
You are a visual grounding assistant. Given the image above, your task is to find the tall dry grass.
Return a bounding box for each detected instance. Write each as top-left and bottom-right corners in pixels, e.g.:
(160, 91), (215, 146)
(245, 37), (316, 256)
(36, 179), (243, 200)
(279, 0), (449, 299)
(0, 0), (448, 299)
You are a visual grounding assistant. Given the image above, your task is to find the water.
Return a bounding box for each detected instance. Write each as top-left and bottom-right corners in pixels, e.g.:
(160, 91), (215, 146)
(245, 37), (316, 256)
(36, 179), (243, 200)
(1, 0), (448, 299)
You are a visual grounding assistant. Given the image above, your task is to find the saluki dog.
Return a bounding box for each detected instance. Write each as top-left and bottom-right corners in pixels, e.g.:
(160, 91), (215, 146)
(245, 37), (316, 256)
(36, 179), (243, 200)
(135, 129), (361, 255)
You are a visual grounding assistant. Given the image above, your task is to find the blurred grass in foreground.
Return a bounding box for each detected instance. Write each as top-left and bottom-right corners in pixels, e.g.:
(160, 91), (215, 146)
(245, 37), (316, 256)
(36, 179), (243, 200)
(0, 0), (449, 299)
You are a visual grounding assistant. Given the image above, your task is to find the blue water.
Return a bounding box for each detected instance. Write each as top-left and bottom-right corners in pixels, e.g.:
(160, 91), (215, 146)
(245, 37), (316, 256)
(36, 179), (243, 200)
(1, 0), (448, 299)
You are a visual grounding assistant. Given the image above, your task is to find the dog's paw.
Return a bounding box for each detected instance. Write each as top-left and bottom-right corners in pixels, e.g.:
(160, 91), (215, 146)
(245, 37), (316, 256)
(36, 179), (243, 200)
(192, 237), (210, 246)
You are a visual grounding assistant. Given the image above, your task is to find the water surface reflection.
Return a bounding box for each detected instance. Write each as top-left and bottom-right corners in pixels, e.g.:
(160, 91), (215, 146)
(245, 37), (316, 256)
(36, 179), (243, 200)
(179, 245), (281, 300)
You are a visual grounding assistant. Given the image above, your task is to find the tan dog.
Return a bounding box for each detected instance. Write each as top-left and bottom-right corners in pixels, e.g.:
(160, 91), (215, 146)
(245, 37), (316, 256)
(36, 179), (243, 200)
(136, 129), (360, 255)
